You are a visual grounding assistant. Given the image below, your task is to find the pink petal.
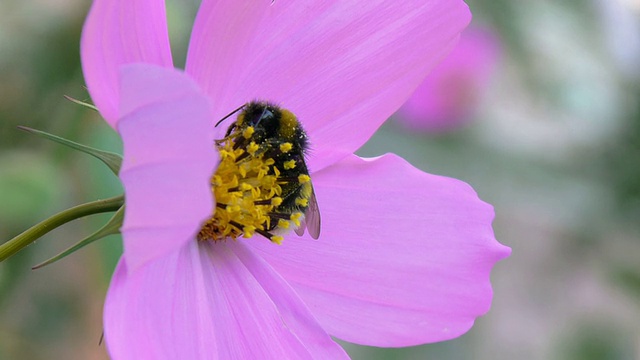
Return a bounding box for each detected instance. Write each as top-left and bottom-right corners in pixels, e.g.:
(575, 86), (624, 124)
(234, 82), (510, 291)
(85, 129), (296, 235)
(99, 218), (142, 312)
(248, 154), (510, 346)
(186, 1), (471, 171)
(118, 64), (216, 272)
(397, 26), (502, 131)
(104, 241), (349, 359)
(81, 0), (173, 126)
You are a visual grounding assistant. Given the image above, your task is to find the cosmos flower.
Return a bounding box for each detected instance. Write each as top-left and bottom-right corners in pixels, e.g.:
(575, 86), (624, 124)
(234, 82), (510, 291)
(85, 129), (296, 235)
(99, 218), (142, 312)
(396, 26), (501, 132)
(81, 0), (511, 358)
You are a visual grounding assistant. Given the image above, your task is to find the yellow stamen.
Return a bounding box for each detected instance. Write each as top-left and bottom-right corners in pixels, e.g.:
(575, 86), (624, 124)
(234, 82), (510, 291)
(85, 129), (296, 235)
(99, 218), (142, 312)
(247, 142), (259, 156)
(242, 126), (255, 139)
(290, 212), (302, 227)
(198, 133), (288, 243)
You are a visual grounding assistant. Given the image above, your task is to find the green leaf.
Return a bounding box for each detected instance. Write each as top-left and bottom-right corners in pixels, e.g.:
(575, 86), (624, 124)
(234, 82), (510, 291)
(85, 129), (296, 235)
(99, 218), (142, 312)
(17, 126), (122, 175)
(32, 206), (124, 269)
(63, 95), (99, 112)
(0, 195), (124, 262)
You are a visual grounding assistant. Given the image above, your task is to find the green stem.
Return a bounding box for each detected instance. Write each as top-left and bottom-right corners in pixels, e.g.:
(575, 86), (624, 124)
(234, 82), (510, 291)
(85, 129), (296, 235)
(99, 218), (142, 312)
(0, 195), (124, 262)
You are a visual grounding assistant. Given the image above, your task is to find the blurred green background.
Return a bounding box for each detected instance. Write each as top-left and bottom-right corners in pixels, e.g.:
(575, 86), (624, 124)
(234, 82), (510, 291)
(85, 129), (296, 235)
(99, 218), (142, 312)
(1, 0), (639, 359)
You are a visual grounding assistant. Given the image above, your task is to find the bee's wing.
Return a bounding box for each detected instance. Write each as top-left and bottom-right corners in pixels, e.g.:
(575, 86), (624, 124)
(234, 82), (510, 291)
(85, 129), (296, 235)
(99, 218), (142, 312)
(294, 190), (321, 239)
(294, 219), (306, 237)
(306, 191), (321, 239)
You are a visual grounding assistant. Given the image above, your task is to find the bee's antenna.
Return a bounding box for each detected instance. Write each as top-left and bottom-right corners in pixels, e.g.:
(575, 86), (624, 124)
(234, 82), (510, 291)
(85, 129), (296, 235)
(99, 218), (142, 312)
(215, 104), (246, 127)
(255, 106), (271, 127)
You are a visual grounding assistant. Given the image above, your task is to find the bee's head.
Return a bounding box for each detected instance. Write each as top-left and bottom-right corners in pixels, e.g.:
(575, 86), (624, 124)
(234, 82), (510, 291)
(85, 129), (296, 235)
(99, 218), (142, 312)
(240, 102), (279, 128)
(216, 102), (275, 138)
(218, 101), (303, 143)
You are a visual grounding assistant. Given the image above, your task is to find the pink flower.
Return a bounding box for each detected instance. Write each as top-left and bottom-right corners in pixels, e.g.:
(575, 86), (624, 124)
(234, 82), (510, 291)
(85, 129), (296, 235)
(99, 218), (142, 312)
(396, 26), (501, 132)
(81, 0), (510, 358)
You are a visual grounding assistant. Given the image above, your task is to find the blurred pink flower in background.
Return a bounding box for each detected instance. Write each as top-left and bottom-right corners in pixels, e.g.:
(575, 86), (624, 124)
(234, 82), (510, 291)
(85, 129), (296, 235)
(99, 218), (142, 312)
(396, 26), (501, 132)
(81, 0), (510, 358)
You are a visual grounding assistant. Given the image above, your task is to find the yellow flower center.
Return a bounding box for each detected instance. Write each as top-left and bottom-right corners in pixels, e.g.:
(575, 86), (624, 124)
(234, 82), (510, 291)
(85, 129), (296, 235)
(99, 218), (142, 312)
(197, 126), (304, 245)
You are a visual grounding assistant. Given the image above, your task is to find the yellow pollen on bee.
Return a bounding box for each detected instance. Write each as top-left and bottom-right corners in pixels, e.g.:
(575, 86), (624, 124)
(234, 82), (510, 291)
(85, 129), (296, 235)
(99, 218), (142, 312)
(300, 182), (312, 198)
(279, 142), (293, 153)
(298, 174), (311, 184)
(283, 160), (296, 169)
(277, 219), (290, 229)
(295, 198), (308, 207)
(290, 212), (302, 227)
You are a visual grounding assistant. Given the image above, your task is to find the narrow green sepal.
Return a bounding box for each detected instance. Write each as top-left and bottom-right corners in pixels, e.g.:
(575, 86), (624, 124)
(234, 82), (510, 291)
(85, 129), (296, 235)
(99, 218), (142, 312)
(0, 195), (124, 262)
(32, 206), (124, 269)
(18, 126), (122, 175)
(63, 95), (99, 112)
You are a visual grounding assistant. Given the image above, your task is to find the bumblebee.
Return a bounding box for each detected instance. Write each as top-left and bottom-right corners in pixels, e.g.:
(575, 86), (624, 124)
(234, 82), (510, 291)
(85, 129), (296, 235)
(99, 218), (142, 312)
(199, 101), (320, 244)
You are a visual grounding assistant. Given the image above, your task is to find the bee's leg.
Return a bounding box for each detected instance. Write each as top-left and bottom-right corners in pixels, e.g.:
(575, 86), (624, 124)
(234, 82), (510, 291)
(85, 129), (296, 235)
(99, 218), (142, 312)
(232, 136), (248, 151)
(234, 151), (250, 162)
(228, 220), (281, 243)
(276, 176), (302, 184)
(268, 212), (291, 220)
(254, 228), (281, 243)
